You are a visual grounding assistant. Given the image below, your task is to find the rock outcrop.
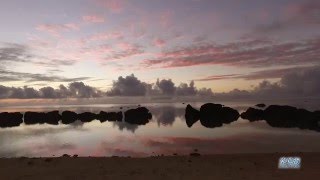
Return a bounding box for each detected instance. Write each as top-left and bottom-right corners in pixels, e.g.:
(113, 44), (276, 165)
(61, 111), (78, 124)
(97, 111), (122, 122)
(241, 105), (320, 131)
(24, 112), (46, 125)
(0, 112), (23, 128)
(124, 107), (152, 125)
(240, 108), (264, 122)
(185, 104), (200, 127)
(45, 111), (61, 125)
(78, 112), (97, 122)
(185, 103), (240, 128)
(199, 103), (239, 128)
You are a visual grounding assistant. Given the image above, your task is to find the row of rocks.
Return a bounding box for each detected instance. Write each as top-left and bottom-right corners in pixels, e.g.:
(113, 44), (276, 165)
(241, 105), (320, 131)
(0, 107), (152, 128)
(185, 103), (240, 128)
(185, 103), (320, 132)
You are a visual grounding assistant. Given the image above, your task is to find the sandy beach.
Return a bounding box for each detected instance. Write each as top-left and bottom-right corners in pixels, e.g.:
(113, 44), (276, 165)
(0, 152), (319, 180)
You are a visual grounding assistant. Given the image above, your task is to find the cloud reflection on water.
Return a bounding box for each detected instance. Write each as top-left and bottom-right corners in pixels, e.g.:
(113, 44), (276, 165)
(0, 103), (319, 157)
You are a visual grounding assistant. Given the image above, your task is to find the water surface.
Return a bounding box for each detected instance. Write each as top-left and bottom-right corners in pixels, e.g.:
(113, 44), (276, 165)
(1, 101), (320, 157)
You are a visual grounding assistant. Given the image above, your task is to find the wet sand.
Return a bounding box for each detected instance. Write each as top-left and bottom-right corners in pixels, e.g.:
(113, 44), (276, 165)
(0, 152), (319, 180)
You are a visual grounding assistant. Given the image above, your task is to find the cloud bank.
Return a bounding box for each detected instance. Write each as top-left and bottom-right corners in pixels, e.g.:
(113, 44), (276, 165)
(1, 65), (320, 99)
(0, 82), (102, 99)
(216, 66), (320, 99)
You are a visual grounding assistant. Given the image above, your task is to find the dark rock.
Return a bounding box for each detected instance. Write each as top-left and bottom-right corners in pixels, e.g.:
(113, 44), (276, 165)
(221, 107), (240, 124)
(241, 108), (264, 121)
(45, 111), (61, 125)
(263, 105), (320, 131)
(124, 107), (152, 125)
(73, 154), (78, 158)
(185, 104), (200, 127)
(78, 112), (97, 122)
(190, 153), (201, 157)
(61, 154), (70, 157)
(255, 103), (266, 108)
(24, 112), (46, 125)
(61, 111), (78, 124)
(0, 112), (23, 128)
(199, 103), (239, 128)
(109, 112), (123, 121)
(97, 111), (123, 122)
(264, 105), (299, 128)
(97, 111), (108, 122)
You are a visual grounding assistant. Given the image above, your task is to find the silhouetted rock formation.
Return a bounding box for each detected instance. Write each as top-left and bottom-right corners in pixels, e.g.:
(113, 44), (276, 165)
(61, 111), (78, 124)
(124, 107), (152, 125)
(264, 105), (320, 131)
(185, 103), (239, 128)
(255, 103), (266, 108)
(97, 111), (108, 122)
(199, 103), (239, 128)
(110, 112), (123, 121)
(24, 112), (46, 125)
(0, 112), (23, 128)
(241, 105), (320, 132)
(185, 104), (200, 127)
(240, 108), (264, 121)
(97, 111), (123, 122)
(45, 111), (61, 125)
(78, 112), (97, 122)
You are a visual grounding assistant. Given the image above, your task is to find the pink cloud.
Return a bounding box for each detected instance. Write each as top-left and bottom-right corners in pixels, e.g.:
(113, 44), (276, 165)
(36, 23), (79, 37)
(82, 15), (105, 23)
(117, 42), (134, 50)
(152, 38), (166, 47)
(141, 38), (320, 69)
(96, 0), (126, 13)
(194, 74), (241, 81)
(86, 31), (123, 41)
(105, 43), (144, 60)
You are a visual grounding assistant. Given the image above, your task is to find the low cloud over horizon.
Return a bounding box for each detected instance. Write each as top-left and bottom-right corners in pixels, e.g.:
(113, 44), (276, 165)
(1, 65), (320, 100)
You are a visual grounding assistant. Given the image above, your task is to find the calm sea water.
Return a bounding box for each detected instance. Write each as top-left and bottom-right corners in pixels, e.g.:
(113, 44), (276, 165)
(0, 100), (320, 157)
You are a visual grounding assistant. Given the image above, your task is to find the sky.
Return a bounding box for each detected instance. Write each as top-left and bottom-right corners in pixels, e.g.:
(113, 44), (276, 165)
(0, 0), (319, 99)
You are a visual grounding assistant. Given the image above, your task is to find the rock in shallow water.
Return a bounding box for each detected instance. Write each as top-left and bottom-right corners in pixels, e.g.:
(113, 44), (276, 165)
(241, 105), (320, 132)
(0, 112), (23, 128)
(200, 103), (239, 128)
(124, 107), (152, 125)
(185, 104), (200, 127)
(240, 108), (264, 122)
(24, 112), (46, 125)
(78, 112), (97, 122)
(185, 103), (239, 128)
(61, 111), (78, 124)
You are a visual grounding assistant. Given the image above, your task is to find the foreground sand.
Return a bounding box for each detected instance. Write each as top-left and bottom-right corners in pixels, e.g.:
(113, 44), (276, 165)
(0, 153), (319, 180)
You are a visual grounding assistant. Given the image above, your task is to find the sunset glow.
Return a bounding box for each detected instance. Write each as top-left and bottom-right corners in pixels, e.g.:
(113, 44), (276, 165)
(0, 0), (319, 100)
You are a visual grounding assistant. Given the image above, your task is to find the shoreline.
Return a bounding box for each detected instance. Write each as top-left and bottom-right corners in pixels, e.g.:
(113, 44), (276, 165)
(0, 152), (319, 180)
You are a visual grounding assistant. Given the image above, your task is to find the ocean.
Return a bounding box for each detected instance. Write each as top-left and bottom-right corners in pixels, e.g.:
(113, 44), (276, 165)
(0, 100), (319, 157)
